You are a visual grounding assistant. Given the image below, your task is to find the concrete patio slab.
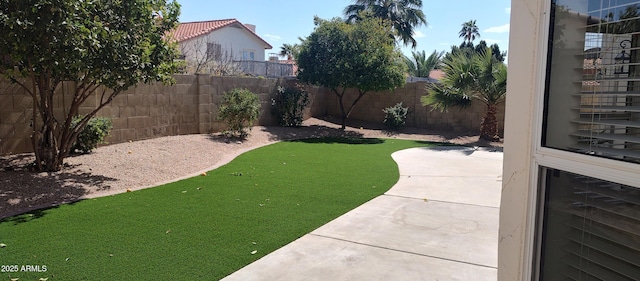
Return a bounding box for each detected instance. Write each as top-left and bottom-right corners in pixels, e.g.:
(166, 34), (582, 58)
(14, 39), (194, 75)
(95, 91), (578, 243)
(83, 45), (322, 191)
(386, 147), (502, 207)
(222, 146), (502, 281)
(386, 176), (501, 208)
(391, 147), (502, 178)
(311, 195), (499, 268)
(223, 234), (497, 281)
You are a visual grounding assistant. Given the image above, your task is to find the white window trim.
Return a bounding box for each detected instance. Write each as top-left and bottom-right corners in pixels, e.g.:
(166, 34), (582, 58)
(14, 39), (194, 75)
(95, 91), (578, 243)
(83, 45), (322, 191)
(242, 49), (256, 61)
(522, 1), (553, 279)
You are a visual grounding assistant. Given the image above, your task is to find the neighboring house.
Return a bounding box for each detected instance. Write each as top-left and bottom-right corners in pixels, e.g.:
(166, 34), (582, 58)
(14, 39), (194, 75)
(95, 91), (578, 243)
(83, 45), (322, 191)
(171, 19), (273, 75)
(278, 59), (298, 76)
(502, 0), (640, 280)
(405, 70), (444, 83)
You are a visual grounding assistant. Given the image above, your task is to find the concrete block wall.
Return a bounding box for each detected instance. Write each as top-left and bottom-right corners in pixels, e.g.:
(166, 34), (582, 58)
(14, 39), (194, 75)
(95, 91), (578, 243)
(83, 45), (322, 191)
(201, 75), (281, 133)
(1, 75), (504, 156)
(0, 79), (32, 155)
(96, 75), (200, 145)
(0, 75), (324, 155)
(325, 82), (505, 133)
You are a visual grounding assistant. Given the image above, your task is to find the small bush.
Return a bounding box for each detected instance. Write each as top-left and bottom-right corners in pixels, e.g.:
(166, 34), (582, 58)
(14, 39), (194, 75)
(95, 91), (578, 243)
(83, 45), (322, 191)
(218, 88), (261, 138)
(383, 102), (409, 130)
(271, 85), (310, 127)
(71, 116), (113, 154)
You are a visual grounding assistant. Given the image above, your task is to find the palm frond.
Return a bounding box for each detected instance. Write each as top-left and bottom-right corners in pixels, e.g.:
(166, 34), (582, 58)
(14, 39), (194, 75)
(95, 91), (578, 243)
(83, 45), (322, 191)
(472, 48), (507, 105)
(424, 50), (444, 70)
(343, 0), (426, 47)
(404, 50), (442, 77)
(422, 83), (472, 110)
(423, 47), (506, 111)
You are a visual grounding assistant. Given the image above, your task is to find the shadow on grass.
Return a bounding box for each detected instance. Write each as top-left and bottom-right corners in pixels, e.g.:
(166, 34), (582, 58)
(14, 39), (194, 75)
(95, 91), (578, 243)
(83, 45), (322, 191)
(260, 124), (365, 142)
(0, 154), (117, 221)
(290, 137), (384, 145)
(314, 115), (504, 149)
(1, 206), (56, 225)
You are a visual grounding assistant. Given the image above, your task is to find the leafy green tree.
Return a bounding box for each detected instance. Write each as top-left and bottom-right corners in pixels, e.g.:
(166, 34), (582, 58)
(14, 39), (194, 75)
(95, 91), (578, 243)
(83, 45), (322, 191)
(446, 40), (506, 63)
(487, 43), (507, 62)
(422, 49), (507, 141)
(0, 0), (180, 171)
(472, 40), (506, 62)
(344, 0), (427, 48)
(605, 4), (640, 34)
(297, 16), (406, 129)
(404, 50), (443, 77)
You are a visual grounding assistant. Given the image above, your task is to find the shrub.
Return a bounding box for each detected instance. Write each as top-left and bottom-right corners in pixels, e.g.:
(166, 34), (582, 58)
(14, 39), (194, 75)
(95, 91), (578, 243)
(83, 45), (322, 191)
(271, 85), (310, 127)
(71, 116), (113, 154)
(383, 102), (409, 130)
(218, 88), (261, 138)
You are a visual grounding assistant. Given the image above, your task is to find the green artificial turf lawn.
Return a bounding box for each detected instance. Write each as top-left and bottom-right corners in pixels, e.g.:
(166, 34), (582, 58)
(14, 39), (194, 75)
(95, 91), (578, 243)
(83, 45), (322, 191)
(0, 138), (435, 280)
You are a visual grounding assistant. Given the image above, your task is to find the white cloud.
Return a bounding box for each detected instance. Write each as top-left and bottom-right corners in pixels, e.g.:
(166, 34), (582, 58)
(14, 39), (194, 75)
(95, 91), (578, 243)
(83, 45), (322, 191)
(484, 24), (510, 33)
(413, 30), (425, 38)
(505, 7), (511, 14)
(263, 34), (282, 41)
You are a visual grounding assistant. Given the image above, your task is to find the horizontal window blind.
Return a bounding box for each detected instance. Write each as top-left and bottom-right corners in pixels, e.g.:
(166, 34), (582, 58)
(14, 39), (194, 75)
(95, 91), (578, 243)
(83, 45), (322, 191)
(539, 1), (640, 280)
(538, 168), (640, 280)
(544, 1), (640, 164)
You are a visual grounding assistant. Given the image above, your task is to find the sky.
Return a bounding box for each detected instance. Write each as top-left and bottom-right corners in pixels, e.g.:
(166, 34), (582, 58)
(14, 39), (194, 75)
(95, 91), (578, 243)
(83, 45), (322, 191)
(176, 0), (512, 60)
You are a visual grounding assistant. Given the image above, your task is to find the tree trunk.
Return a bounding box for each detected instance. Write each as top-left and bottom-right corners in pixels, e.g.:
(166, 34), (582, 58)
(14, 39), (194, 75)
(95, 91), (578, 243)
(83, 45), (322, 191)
(30, 77), (69, 172)
(30, 77), (64, 172)
(334, 89), (348, 130)
(335, 89), (367, 130)
(480, 103), (500, 141)
(36, 104), (63, 171)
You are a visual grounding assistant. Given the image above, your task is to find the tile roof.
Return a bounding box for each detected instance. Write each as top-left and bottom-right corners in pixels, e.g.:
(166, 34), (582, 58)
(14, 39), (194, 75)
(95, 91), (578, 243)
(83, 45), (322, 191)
(171, 19), (272, 49)
(429, 69), (445, 81)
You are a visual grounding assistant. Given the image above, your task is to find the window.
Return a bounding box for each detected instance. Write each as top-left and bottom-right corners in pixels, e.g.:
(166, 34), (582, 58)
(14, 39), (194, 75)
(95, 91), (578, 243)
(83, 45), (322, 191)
(206, 43), (222, 61)
(536, 1), (640, 279)
(242, 50), (255, 61)
(543, 0), (640, 164)
(536, 168), (640, 280)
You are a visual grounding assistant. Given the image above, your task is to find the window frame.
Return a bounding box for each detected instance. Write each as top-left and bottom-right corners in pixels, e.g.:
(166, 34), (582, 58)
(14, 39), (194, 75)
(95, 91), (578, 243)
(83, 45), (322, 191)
(242, 50), (255, 61)
(206, 42), (222, 61)
(528, 0), (640, 279)
(532, 0), (640, 189)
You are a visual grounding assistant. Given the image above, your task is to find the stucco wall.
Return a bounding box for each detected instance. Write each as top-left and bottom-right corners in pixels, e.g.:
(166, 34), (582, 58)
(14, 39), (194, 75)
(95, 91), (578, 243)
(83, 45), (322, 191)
(499, 0), (542, 280)
(179, 23), (268, 64)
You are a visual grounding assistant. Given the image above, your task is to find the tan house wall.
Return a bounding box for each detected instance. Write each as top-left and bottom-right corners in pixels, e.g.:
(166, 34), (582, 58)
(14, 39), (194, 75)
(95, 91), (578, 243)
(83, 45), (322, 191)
(0, 75), (502, 155)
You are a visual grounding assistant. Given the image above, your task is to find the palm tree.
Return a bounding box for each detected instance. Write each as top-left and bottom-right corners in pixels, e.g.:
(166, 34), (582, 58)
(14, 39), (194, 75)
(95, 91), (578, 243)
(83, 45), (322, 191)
(422, 48), (507, 141)
(404, 50), (443, 77)
(279, 43), (298, 60)
(459, 20), (480, 44)
(344, 0), (427, 48)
